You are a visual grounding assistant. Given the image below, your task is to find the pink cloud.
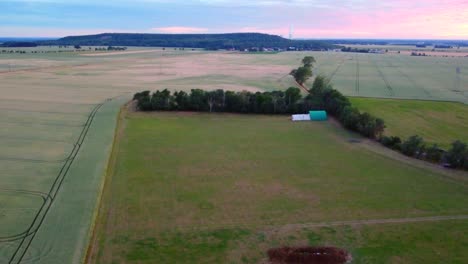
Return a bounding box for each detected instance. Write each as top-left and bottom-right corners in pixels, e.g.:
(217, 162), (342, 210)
(151, 26), (209, 34)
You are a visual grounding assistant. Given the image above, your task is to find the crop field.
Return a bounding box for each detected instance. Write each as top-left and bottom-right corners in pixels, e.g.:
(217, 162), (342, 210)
(1, 47), (467, 103)
(0, 96), (129, 263)
(350, 97), (468, 148)
(309, 52), (468, 103)
(1, 47), (467, 263)
(89, 111), (468, 263)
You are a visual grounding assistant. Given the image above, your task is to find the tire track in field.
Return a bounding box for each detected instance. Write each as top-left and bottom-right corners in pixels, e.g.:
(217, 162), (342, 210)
(393, 56), (432, 98)
(328, 56), (347, 81)
(0, 108), (90, 116)
(370, 55), (394, 96)
(0, 63), (90, 75)
(0, 135), (72, 143)
(1, 96), (118, 264)
(0, 189), (51, 243)
(267, 215), (468, 233)
(355, 54), (360, 94)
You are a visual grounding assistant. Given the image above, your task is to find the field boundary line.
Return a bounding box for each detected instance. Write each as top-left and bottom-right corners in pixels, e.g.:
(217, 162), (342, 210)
(347, 95), (467, 105)
(83, 102), (127, 264)
(327, 56), (347, 81)
(266, 215), (468, 232)
(0, 63), (90, 75)
(355, 54), (360, 94)
(0, 107), (91, 116)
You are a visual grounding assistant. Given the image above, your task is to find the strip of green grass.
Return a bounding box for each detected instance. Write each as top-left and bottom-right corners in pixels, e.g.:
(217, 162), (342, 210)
(350, 97), (468, 148)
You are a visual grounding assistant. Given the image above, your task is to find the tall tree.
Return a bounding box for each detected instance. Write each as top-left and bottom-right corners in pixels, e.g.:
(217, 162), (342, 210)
(302, 56), (316, 67)
(290, 66), (312, 85)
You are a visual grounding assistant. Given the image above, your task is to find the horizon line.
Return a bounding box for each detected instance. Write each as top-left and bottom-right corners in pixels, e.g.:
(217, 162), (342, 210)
(1, 33), (467, 42)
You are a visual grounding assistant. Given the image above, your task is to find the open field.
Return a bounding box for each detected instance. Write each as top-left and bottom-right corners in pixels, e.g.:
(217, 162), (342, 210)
(88, 111), (468, 263)
(350, 97), (468, 148)
(1, 47), (467, 263)
(1, 47), (467, 103)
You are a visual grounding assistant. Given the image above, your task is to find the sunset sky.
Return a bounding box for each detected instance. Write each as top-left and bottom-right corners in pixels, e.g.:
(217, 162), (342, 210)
(1, 0), (467, 39)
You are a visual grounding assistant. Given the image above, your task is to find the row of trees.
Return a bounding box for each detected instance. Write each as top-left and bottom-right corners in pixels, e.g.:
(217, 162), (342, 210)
(134, 73), (385, 140)
(305, 75), (385, 139)
(289, 57), (385, 139)
(290, 56), (315, 85)
(133, 56), (466, 170)
(134, 87), (307, 114)
(381, 135), (468, 170)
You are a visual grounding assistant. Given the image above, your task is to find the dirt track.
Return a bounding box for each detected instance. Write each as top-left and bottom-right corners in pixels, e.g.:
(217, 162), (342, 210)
(326, 117), (468, 184)
(268, 215), (468, 233)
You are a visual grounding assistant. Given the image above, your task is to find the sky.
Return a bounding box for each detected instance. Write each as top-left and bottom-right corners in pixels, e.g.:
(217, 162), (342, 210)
(0, 0), (467, 39)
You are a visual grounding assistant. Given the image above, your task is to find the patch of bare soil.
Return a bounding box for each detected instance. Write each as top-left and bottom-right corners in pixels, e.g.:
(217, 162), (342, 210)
(267, 246), (351, 264)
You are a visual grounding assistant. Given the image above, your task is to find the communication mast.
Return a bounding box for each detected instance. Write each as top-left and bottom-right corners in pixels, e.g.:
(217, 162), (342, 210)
(289, 25), (294, 40)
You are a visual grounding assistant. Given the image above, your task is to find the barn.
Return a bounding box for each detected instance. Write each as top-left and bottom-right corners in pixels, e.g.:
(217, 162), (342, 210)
(309, 110), (327, 121)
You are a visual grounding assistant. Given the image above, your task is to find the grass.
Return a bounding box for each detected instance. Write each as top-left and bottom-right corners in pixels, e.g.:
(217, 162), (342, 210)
(350, 97), (468, 148)
(89, 111), (468, 263)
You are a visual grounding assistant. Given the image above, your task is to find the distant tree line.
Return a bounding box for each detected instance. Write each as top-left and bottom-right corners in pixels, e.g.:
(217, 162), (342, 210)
(0, 42), (38, 47)
(39, 33), (337, 50)
(410, 52), (427, 56)
(341, 47), (370, 53)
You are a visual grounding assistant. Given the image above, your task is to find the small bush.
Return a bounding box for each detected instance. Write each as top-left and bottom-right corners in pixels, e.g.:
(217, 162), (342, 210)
(380, 136), (402, 150)
(444, 140), (467, 169)
(401, 135), (425, 157)
(425, 144), (444, 162)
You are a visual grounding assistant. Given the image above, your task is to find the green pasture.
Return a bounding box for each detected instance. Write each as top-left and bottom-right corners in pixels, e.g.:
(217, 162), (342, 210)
(90, 112), (468, 263)
(351, 97), (468, 148)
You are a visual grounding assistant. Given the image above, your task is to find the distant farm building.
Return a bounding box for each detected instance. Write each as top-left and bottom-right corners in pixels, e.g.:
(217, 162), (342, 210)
(369, 49), (385, 54)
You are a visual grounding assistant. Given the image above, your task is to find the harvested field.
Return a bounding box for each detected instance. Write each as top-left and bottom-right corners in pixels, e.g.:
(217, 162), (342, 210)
(1, 47), (467, 102)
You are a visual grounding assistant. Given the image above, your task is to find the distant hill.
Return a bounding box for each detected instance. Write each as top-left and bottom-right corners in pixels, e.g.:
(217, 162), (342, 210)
(40, 33), (337, 50)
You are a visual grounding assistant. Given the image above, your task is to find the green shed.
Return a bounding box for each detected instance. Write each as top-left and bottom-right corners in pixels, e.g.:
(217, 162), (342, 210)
(309, 110), (327, 121)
